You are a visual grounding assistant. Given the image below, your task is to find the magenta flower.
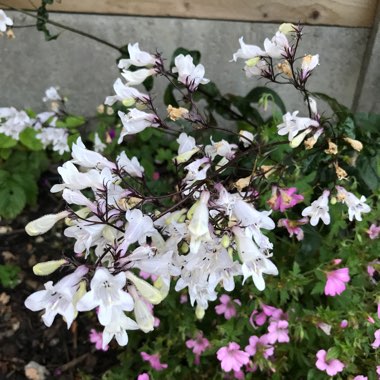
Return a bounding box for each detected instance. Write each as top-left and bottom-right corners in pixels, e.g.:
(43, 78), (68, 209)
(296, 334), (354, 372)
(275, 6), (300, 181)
(233, 370), (245, 379)
(268, 186), (304, 212)
(367, 223), (380, 239)
(137, 374), (150, 380)
(186, 332), (211, 365)
(216, 342), (250, 372)
(267, 320), (290, 344)
(324, 268), (350, 296)
(315, 349), (344, 376)
(140, 352), (168, 371)
(89, 329), (109, 351)
(371, 329), (380, 349)
(278, 217), (308, 240)
(377, 366), (380, 375)
(340, 320), (348, 328)
(245, 335), (274, 358)
(215, 294), (241, 320)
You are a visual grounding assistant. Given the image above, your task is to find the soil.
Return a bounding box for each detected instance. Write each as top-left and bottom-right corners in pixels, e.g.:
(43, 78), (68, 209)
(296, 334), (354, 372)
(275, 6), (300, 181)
(0, 179), (119, 380)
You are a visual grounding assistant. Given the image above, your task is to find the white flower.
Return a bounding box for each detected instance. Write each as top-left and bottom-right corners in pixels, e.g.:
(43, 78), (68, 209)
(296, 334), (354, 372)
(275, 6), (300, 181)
(118, 42), (156, 70)
(24, 266), (88, 328)
(116, 151), (144, 177)
(231, 37), (266, 62)
(0, 107), (31, 140)
(121, 68), (155, 86)
(302, 190), (330, 226)
(172, 54), (210, 91)
(42, 86), (61, 102)
(173, 132), (199, 163)
(133, 297), (155, 332)
(102, 307), (139, 349)
(335, 186), (371, 221)
(0, 10), (13, 32)
(277, 111), (319, 141)
(104, 78), (147, 106)
(118, 108), (158, 142)
(239, 130), (254, 147)
(300, 54), (319, 80)
(264, 31), (289, 59)
(205, 138), (237, 160)
(77, 267), (134, 325)
(233, 227), (278, 290)
(94, 133), (106, 153)
(36, 127), (70, 155)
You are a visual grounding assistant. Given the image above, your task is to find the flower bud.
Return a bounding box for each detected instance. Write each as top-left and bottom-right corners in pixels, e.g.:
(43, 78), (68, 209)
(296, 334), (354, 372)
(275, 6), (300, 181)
(290, 128), (312, 148)
(33, 259), (67, 276)
(195, 305), (205, 320)
(26, 211), (69, 236)
(126, 271), (163, 305)
(221, 234), (230, 248)
(324, 140), (338, 155)
(180, 242), (189, 253)
(154, 276), (170, 299)
(245, 56), (260, 68)
(343, 137), (363, 152)
(279, 23), (295, 34)
(122, 98), (136, 107)
(134, 298), (155, 333)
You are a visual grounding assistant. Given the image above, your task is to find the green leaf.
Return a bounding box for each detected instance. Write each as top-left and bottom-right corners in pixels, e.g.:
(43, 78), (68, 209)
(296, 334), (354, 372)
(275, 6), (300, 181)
(164, 84), (179, 107)
(245, 87), (286, 114)
(0, 133), (17, 148)
(12, 173), (38, 206)
(356, 154), (380, 191)
(326, 346), (341, 361)
(0, 180), (27, 219)
(142, 75), (154, 92)
(19, 128), (44, 150)
(0, 148), (11, 160)
(0, 264), (21, 289)
(60, 115), (86, 129)
(354, 112), (380, 134)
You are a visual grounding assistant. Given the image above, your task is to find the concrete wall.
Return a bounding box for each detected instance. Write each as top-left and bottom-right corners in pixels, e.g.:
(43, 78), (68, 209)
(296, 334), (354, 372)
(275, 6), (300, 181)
(0, 12), (375, 117)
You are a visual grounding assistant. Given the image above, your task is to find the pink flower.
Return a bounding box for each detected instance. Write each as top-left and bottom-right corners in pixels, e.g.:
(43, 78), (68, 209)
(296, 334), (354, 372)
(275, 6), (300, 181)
(377, 366), (380, 375)
(367, 315), (375, 324)
(139, 270), (158, 282)
(315, 349), (344, 376)
(89, 329), (109, 351)
(268, 186), (304, 212)
(245, 335), (274, 358)
(186, 332), (211, 365)
(180, 293), (188, 304)
(215, 294), (241, 320)
(267, 320), (290, 344)
(216, 342), (250, 373)
(371, 329), (380, 349)
(278, 217), (308, 240)
(340, 320), (348, 328)
(353, 376), (368, 380)
(324, 268), (350, 296)
(140, 352), (168, 371)
(137, 374), (150, 380)
(233, 370), (245, 379)
(249, 304), (285, 328)
(367, 224), (380, 239)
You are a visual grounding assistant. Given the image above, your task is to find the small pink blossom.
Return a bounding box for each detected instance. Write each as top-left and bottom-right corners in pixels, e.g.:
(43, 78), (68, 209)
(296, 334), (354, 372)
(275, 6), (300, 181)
(315, 349), (344, 376)
(367, 315), (375, 324)
(324, 268), (350, 296)
(340, 320), (348, 328)
(367, 224), (380, 239)
(186, 332), (211, 365)
(137, 374), (150, 380)
(233, 370), (245, 379)
(216, 342), (250, 373)
(268, 186), (304, 212)
(353, 376), (368, 380)
(140, 352), (168, 371)
(371, 329), (380, 349)
(278, 217), (308, 240)
(332, 258), (342, 265)
(180, 293), (188, 304)
(89, 329), (109, 351)
(377, 366), (380, 375)
(317, 322), (332, 335)
(267, 320), (290, 344)
(139, 270), (158, 282)
(215, 294), (241, 320)
(245, 335), (274, 358)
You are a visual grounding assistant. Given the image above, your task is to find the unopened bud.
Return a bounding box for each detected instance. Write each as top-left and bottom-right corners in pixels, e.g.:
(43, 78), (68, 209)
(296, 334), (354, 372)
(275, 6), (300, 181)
(279, 23), (295, 34)
(134, 298), (155, 333)
(180, 242), (189, 254)
(228, 247), (234, 258)
(26, 211), (69, 236)
(154, 276), (170, 299)
(195, 305), (205, 320)
(245, 57), (260, 68)
(33, 259), (67, 276)
(221, 234), (230, 248)
(126, 271), (163, 305)
(290, 128), (312, 148)
(330, 196), (337, 205)
(122, 98), (136, 107)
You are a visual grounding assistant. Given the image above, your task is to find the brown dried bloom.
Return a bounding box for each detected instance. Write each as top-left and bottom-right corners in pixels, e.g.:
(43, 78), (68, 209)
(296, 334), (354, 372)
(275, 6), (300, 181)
(343, 137), (363, 152)
(325, 140), (338, 155)
(167, 105), (189, 121)
(334, 163), (348, 180)
(277, 61), (292, 77)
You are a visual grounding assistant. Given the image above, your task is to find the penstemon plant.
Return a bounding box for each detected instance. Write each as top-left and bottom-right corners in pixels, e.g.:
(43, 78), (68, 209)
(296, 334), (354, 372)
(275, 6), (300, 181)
(2, 9), (378, 378)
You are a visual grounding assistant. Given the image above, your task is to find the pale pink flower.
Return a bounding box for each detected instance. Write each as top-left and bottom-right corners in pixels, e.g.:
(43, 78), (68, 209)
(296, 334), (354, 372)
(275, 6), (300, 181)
(371, 329), (380, 349)
(317, 322), (332, 336)
(367, 224), (380, 240)
(368, 315), (375, 324)
(186, 332), (211, 365)
(278, 217), (308, 240)
(140, 352), (168, 371)
(180, 293), (188, 304)
(268, 186), (304, 212)
(215, 294), (241, 320)
(89, 329), (109, 351)
(315, 349), (344, 376)
(245, 335), (274, 358)
(137, 374), (150, 380)
(340, 320), (348, 328)
(353, 376), (368, 380)
(139, 270), (158, 282)
(266, 320), (290, 343)
(377, 366), (380, 375)
(324, 268), (350, 296)
(233, 370), (245, 379)
(216, 342), (250, 373)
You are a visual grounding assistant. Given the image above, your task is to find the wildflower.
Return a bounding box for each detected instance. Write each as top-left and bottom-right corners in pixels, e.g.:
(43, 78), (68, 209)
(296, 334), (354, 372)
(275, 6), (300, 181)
(367, 224), (380, 240)
(245, 335), (274, 358)
(268, 186), (304, 212)
(324, 268), (350, 296)
(137, 374), (150, 380)
(89, 329), (109, 351)
(300, 54), (319, 81)
(140, 352), (168, 371)
(266, 320), (290, 343)
(371, 329), (380, 349)
(118, 42), (156, 69)
(118, 108), (158, 141)
(277, 217), (308, 240)
(302, 190), (330, 226)
(340, 320), (348, 328)
(231, 37), (266, 62)
(239, 130), (254, 147)
(186, 332), (211, 364)
(216, 342), (250, 372)
(353, 376), (368, 380)
(215, 294), (241, 320)
(335, 186), (371, 222)
(277, 111), (319, 142)
(0, 10), (13, 32)
(264, 31), (289, 59)
(315, 349), (344, 376)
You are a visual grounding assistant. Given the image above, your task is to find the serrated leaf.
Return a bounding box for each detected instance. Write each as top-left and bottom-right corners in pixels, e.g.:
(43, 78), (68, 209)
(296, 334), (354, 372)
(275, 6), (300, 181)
(312, 92), (351, 122)
(0, 181), (27, 219)
(0, 133), (17, 148)
(310, 282), (325, 295)
(12, 173), (38, 206)
(354, 112), (380, 135)
(19, 128), (44, 150)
